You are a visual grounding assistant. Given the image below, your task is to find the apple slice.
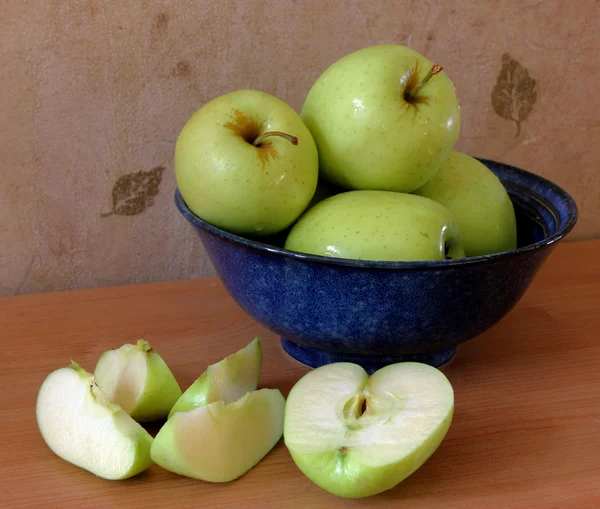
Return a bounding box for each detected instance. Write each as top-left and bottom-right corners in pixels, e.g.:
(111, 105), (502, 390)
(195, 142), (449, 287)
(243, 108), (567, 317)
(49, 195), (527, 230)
(94, 339), (182, 422)
(36, 361), (153, 480)
(168, 337), (262, 418)
(284, 362), (454, 498)
(151, 388), (285, 482)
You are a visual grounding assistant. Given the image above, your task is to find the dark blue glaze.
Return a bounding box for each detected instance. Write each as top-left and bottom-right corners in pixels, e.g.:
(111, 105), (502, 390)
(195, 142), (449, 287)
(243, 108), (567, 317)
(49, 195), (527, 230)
(175, 159), (578, 373)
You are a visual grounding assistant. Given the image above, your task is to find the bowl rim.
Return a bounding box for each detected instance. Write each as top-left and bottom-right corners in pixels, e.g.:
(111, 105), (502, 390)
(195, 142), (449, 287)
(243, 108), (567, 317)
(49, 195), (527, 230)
(174, 158), (579, 271)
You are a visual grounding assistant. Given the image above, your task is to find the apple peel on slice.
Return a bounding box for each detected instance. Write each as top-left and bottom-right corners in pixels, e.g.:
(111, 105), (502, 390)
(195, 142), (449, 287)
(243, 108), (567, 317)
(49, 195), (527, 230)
(36, 361), (154, 480)
(151, 388), (285, 482)
(168, 337), (262, 418)
(284, 362), (454, 498)
(94, 339), (182, 422)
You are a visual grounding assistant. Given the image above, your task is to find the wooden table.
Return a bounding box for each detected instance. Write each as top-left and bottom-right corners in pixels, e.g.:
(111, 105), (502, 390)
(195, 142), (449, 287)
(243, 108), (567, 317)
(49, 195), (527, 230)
(1, 240), (599, 508)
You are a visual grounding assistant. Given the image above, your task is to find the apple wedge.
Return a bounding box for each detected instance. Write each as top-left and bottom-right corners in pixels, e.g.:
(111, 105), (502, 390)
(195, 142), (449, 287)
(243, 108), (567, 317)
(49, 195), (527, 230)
(168, 337), (262, 418)
(36, 361), (153, 480)
(94, 339), (182, 422)
(151, 388), (285, 482)
(284, 362), (454, 498)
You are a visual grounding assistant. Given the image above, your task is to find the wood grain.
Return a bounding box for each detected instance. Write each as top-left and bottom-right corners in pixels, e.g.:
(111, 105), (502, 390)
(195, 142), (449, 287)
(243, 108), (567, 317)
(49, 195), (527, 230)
(1, 240), (599, 508)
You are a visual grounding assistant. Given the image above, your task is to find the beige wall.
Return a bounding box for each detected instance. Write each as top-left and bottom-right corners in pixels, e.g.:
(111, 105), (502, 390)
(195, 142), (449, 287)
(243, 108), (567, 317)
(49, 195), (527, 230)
(1, 0), (598, 297)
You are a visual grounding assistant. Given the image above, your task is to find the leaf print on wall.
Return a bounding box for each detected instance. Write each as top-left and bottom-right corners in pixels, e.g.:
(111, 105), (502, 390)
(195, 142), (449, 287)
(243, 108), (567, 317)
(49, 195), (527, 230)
(491, 53), (537, 137)
(101, 166), (165, 217)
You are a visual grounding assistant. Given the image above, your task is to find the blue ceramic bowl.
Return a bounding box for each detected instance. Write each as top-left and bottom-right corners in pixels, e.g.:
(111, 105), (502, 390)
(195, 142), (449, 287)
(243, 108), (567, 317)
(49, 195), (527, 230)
(175, 158), (577, 373)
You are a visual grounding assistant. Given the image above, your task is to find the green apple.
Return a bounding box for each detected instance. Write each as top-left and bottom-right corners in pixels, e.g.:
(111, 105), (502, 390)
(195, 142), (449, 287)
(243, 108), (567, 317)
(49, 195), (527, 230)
(36, 361), (153, 480)
(284, 362), (454, 498)
(94, 339), (182, 422)
(151, 389), (285, 482)
(168, 337), (262, 418)
(301, 44), (461, 192)
(175, 89), (319, 236)
(413, 151), (518, 256)
(284, 190), (465, 261)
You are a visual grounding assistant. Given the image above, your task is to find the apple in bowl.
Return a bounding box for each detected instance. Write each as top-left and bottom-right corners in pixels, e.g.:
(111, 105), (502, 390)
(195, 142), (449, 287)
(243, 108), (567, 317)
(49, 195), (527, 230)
(285, 190), (465, 261)
(175, 90), (319, 237)
(301, 44), (460, 193)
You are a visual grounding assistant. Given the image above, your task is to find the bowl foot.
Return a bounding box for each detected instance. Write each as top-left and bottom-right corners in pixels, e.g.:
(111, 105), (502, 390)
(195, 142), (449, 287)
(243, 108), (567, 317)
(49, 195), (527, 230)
(281, 339), (456, 374)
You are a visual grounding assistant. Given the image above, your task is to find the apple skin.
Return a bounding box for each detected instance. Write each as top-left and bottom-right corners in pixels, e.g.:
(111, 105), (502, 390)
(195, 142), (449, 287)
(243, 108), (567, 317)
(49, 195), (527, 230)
(284, 362), (454, 498)
(413, 151), (518, 256)
(301, 44), (461, 192)
(175, 89), (319, 236)
(36, 362), (153, 480)
(257, 179), (345, 249)
(94, 339), (182, 422)
(168, 337), (262, 418)
(284, 190), (465, 261)
(151, 389), (285, 482)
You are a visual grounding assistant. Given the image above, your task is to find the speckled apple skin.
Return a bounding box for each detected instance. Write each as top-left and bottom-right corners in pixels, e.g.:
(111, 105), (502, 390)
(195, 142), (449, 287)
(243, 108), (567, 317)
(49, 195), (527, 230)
(175, 90), (319, 237)
(301, 44), (461, 193)
(414, 151), (517, 257)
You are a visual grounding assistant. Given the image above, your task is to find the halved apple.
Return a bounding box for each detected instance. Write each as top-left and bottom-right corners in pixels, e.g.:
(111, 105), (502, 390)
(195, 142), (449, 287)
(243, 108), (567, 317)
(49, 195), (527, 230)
(151, 388), (285, 482)
(284, 362), (454, 498)
(168, 337), (262, 418)
(94, 339), (182, 422)
(36, 361), (153, 480)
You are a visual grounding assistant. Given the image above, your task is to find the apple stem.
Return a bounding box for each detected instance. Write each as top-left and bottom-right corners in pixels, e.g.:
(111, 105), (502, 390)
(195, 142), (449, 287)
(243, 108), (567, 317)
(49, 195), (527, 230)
(405, 64), (444, 101)
(253, 131), (298, 147)
(136, 339), (153, 353)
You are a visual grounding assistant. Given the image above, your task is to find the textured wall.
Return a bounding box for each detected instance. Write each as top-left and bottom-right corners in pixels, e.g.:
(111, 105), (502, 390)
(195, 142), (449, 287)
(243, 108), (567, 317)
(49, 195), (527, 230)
(1, 0), (598, 296)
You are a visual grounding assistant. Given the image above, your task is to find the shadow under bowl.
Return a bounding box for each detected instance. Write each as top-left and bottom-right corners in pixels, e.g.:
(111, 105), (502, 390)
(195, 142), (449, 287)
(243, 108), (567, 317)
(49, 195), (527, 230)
(175, 158), (578, 373)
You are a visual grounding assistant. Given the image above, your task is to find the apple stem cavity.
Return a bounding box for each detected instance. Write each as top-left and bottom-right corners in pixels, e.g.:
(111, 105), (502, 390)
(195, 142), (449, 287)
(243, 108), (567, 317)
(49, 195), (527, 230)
(404, 64), (444, 102)
(252, 131), (298, 147)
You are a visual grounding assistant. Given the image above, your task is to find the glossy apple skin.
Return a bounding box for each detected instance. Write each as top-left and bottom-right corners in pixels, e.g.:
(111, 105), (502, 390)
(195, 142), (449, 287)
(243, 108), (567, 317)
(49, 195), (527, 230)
(301, 44), (460, 193)
(284, 190), (465, 262)
(175, 90), (319, 236)
(414, 152), (517, 256)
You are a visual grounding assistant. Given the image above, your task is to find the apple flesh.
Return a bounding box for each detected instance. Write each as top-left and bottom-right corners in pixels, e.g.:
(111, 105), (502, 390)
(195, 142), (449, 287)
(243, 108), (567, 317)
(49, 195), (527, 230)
(94, 339), (182, 422)
(284, 190), (465, 261)
(151, 389), (285, 482)
(301, 44), (460, 192)
(413, 151), (518, 256)
(36, 361), (153, 480)
(284, 362), (454, 498)
(168, 337), (262, 418)
(175, 89), (319, 236)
